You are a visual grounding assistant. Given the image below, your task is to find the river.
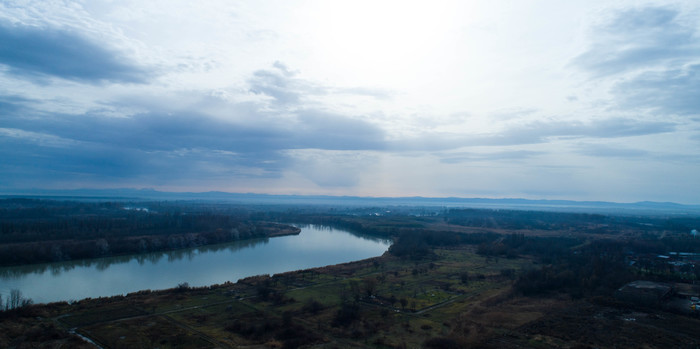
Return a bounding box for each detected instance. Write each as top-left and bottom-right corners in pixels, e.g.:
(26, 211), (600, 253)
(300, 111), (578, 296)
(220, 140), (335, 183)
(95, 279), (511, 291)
(0, 225), (391, 304)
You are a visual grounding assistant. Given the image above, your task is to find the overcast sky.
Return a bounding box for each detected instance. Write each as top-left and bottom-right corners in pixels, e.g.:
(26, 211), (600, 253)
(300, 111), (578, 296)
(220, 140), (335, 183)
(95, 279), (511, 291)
(1, 0), (699, 203)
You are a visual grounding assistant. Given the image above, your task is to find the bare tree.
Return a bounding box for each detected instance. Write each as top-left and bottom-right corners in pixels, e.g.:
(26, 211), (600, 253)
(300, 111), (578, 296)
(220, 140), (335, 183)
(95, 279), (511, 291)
(7, 289), (20, 310)
(4, 289), (32, 310)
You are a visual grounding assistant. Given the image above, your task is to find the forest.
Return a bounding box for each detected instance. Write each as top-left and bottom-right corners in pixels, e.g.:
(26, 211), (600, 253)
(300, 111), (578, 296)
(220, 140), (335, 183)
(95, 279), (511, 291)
(0, 198), (299, 265)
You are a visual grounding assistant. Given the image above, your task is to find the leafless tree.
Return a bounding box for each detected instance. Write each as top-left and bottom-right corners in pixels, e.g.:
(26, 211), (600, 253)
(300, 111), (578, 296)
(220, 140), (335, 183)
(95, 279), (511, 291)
(4, 289), (32, 310)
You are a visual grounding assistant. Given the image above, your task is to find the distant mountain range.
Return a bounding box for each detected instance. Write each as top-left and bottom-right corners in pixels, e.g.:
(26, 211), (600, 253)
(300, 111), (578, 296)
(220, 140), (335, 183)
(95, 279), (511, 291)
(2, 188), (700, 215)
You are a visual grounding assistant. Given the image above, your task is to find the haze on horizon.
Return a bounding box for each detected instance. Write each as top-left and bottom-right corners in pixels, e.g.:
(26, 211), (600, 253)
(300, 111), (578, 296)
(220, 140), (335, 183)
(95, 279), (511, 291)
(1, 1), (699, 204)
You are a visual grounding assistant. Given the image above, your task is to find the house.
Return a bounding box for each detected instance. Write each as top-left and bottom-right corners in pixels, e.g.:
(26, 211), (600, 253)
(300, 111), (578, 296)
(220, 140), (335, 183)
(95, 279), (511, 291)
(673, 283), (700, 300)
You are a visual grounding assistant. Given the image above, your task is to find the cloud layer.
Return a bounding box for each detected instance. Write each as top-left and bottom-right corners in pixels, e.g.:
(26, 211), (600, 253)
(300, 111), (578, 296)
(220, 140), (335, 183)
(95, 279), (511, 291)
(1, 1), (699, 203)
(0, 22), (149, 83)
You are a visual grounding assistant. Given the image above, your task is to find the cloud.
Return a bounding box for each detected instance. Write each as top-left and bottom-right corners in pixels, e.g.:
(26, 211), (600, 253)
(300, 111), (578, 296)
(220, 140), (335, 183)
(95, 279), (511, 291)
(0, 94), (35, 113)
(0, 132), (145, 182)
(573, 6), (700, 118)
(573, 6), (699, 77)
(572, 142), (700, 165)
(0, 114), (288, 187)
(489, 108), (538, 121)
(0, 74), (387, 188)
(439, 150), (545, 164)
(613, 64), (700, 117)
(287, 149), (375, 188)
(0, 127), (82, 148)
(390, 117), (676, 151)
(502, 118), (676, 140)
(333, 87), (392, 100)
(0, 21), (150, 83)
(574, 143), (650, 158)
(293, 110), (385, 150)
(247, 61), (328, 106)
(248, 61), (391, 107)
(248, 66), (302, 105)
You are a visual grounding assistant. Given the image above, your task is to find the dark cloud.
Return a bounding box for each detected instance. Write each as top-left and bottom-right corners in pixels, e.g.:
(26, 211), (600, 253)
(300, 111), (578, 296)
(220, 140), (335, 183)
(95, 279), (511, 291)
(0, 116), (286, 188)
(0, 86), (386, 187)
(0, 58), (388, 189)
(0, 94), (35, 113)
(573, 6), (699, 77)
(0, 131), (146, 187)
(0, 21), (150, 83)
(0, 132), (287, 189)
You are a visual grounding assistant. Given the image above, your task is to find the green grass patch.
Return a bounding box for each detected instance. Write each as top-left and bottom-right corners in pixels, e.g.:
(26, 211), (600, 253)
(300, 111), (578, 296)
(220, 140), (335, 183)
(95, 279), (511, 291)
(60, 304), (147, 327)
(84, 315), (215, 349)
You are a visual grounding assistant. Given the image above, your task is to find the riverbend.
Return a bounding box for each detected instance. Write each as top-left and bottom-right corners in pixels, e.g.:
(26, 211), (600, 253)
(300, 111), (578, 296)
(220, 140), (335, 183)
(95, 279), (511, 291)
(0, 225), (391, 304)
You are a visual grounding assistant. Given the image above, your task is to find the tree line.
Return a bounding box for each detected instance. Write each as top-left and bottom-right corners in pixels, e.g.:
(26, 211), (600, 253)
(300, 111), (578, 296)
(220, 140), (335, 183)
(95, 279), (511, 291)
(444, 208), (700, 234)
(0, 199), (293, 266)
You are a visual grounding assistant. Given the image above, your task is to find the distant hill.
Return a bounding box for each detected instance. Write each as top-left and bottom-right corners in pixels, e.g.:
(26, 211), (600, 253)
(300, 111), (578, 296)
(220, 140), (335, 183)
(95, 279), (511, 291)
(2, 188), (700, 216)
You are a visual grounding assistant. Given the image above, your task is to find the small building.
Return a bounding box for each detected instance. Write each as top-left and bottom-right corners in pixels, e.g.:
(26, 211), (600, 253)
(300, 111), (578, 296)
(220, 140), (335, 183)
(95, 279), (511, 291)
(674, 283), (700, 300)
(616, 280), (672, 306)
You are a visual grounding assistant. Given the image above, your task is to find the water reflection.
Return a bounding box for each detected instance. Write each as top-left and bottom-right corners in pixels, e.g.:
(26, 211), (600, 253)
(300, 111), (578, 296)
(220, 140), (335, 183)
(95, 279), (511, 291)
(0, 238), (270, 279)
(0, 225), (390, 304)
(293, 223), (392, 244)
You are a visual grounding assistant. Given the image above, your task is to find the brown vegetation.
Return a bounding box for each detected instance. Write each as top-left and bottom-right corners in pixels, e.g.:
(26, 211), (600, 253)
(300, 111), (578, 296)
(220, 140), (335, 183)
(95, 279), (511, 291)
(2, 201), (700, 347)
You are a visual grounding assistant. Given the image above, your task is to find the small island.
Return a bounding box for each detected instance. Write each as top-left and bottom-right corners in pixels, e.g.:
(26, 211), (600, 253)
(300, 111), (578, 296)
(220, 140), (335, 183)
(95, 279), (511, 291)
(259, 222), (302, 237)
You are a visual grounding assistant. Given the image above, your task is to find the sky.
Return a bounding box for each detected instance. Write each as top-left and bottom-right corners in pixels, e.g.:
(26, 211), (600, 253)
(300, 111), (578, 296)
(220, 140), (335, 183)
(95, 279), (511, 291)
(1, 0), (699, 204)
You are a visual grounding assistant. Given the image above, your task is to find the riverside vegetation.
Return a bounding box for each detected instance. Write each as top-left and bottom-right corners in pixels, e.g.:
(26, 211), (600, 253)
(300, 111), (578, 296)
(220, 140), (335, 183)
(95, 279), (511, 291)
(2, 198), (700, 348)
(0, 199), (300, 266)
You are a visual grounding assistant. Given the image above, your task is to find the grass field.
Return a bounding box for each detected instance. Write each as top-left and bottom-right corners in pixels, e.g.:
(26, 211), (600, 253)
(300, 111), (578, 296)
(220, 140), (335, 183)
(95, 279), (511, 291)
(48, 246), (540, 348)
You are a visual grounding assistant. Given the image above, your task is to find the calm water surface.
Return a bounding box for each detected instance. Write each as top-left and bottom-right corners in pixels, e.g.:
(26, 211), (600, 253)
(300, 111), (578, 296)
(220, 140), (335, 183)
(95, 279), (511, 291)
(0, 225), (391, 304)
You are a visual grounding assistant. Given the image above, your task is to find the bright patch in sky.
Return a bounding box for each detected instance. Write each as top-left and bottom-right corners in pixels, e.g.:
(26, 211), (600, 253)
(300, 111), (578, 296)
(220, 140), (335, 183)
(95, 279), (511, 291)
(299, 2), (462, 86)
(0, 0), (699, 203)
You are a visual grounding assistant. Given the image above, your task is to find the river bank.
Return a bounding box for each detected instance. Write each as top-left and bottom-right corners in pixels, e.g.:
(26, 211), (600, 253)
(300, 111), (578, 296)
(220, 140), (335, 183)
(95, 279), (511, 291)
(0, 222), (301, 268)
(6, 242), (698, 349)
(0, 225), (390, 304)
